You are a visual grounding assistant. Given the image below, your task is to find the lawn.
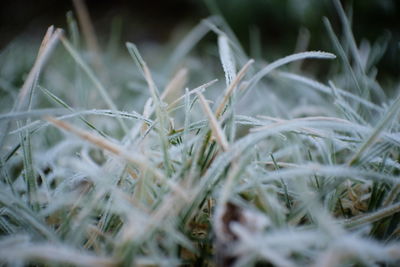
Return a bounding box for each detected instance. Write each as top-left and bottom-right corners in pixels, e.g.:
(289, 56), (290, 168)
(0, 0), (399, 266)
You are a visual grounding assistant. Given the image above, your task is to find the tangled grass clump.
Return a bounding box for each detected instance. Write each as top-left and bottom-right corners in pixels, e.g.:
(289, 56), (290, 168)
(1, 1), (400, 266)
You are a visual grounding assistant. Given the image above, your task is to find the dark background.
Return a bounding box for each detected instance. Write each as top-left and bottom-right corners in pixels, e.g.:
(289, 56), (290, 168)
(0, 0), (398, 78)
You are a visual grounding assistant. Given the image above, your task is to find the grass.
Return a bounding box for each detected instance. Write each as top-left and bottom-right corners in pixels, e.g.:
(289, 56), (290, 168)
(1, 1), (400, 266)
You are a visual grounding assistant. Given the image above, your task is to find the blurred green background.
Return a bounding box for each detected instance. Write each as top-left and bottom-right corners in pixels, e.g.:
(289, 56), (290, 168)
(0, 0), (398, 79)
